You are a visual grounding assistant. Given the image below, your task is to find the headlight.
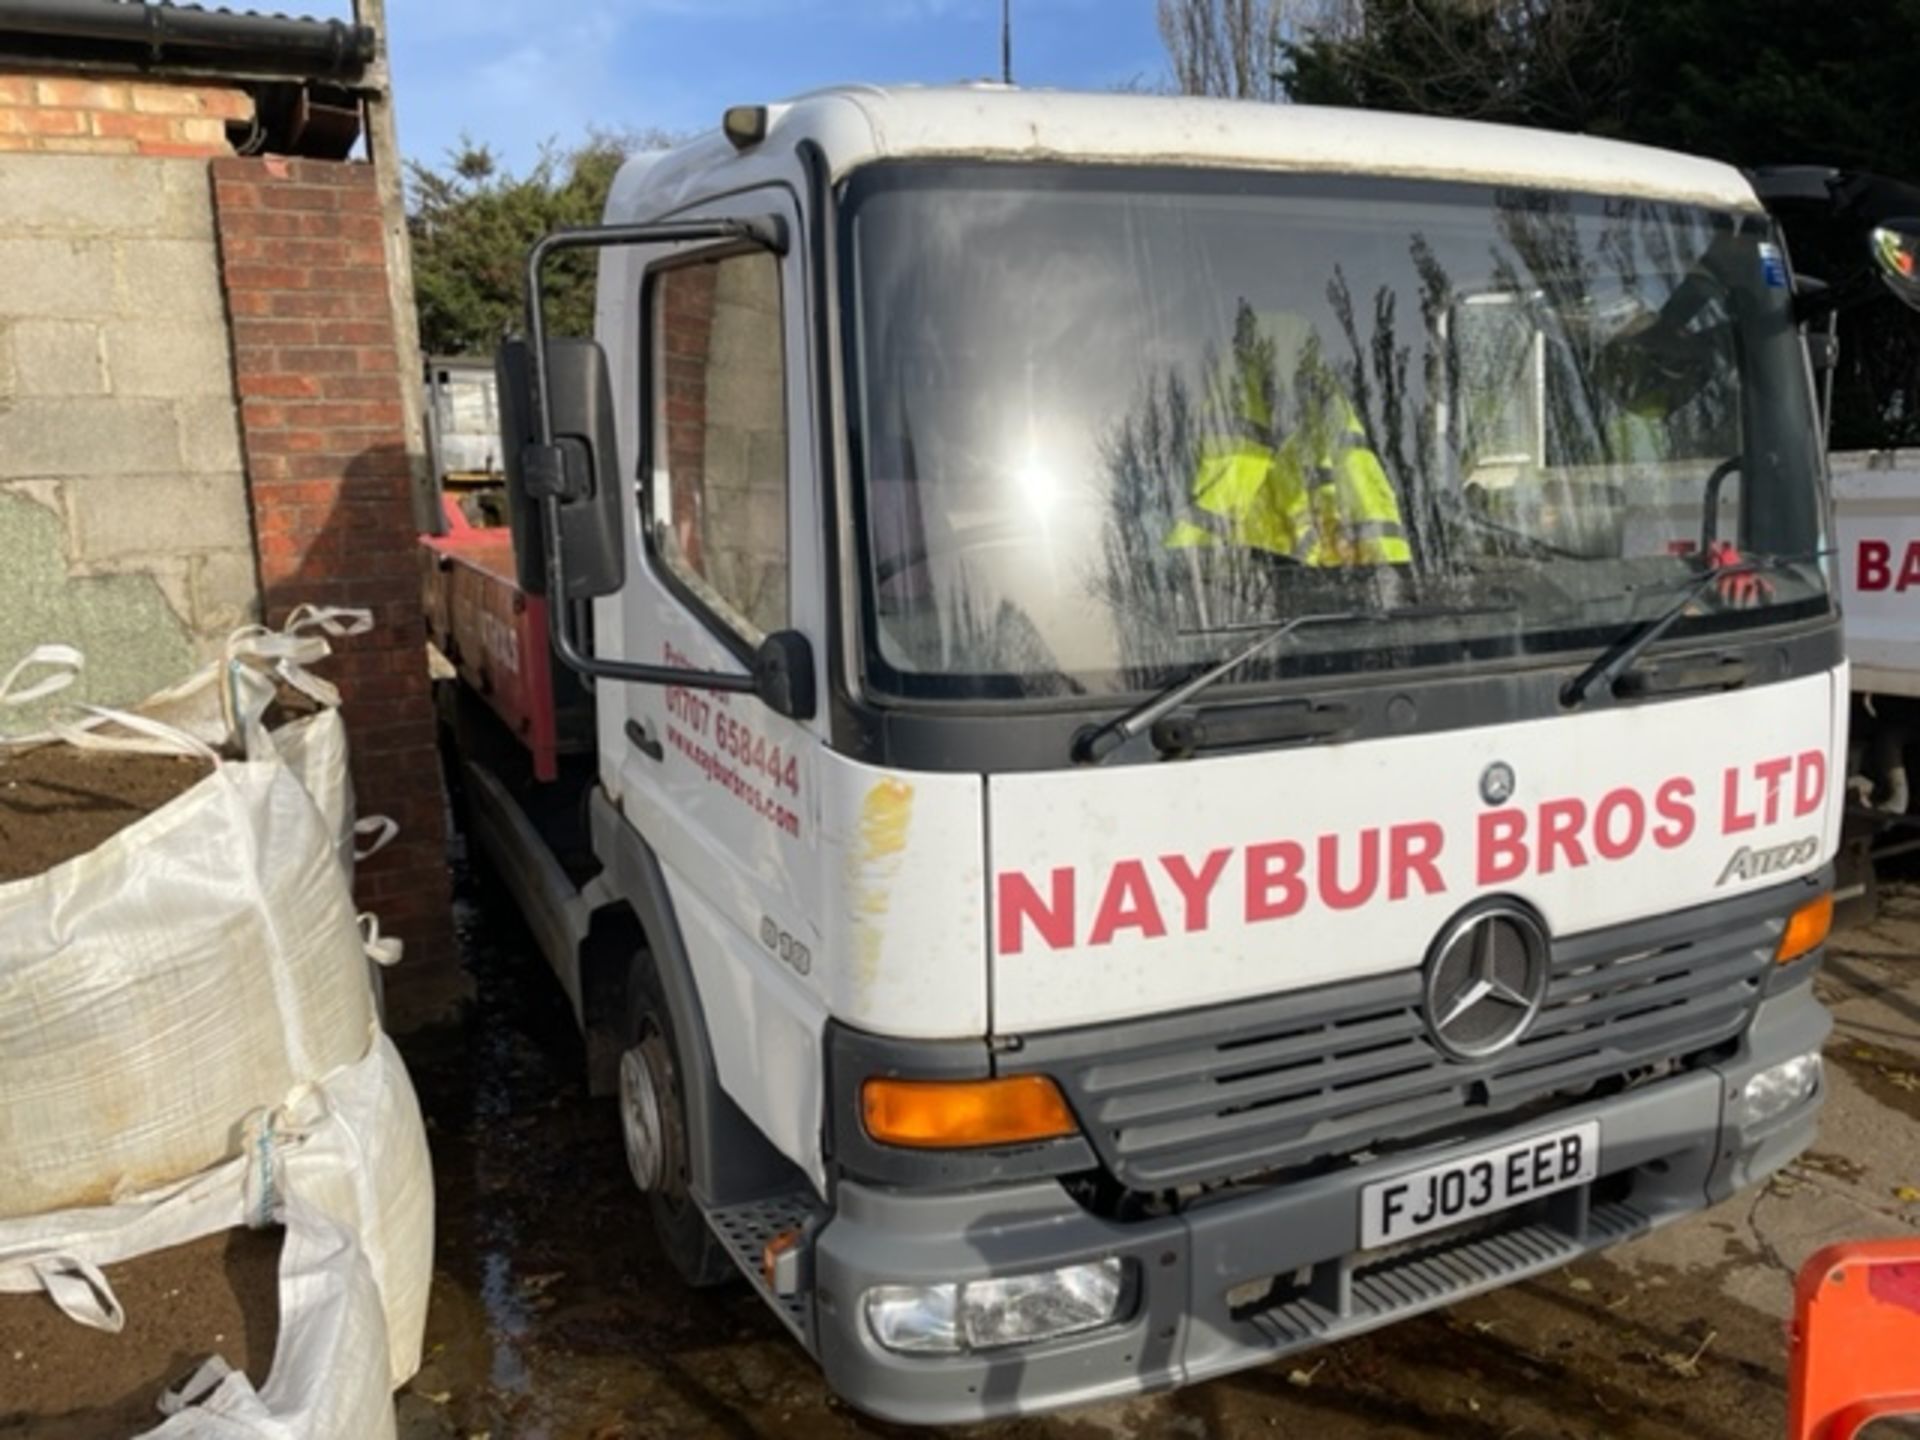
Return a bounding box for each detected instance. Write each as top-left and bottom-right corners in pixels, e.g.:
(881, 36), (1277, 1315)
(865, 1258), (1128, 1355)
(1742, 1051), (1822, 1124)
(865, 1282), (958, 1355)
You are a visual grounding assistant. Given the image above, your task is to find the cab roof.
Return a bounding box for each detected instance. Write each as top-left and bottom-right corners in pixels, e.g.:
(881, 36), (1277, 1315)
(607, 84), (1763, 222)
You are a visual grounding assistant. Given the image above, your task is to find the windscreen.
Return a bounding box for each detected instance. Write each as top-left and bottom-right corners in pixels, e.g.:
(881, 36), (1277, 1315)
(843, 164), (1829, 700)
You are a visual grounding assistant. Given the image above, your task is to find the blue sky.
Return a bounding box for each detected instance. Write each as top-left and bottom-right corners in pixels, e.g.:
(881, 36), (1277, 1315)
(313, 1), (1169, 174)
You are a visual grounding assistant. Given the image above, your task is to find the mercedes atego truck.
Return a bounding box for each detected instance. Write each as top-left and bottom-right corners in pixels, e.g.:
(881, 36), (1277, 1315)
(424, 86), (1920, 1423)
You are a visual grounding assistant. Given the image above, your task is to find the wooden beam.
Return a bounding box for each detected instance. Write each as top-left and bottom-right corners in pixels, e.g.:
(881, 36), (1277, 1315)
(353, 0), (435, 534)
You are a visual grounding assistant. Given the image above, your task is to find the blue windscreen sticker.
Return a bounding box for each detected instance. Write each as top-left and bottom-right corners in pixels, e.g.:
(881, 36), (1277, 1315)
(1760, 242), (1788, 288)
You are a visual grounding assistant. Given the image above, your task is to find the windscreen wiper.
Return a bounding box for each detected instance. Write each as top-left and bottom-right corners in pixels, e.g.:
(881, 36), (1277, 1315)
(1073, 603), (1514, 764)
(1074, 612), (1368, 763)
(1559, 551), (1823, 709)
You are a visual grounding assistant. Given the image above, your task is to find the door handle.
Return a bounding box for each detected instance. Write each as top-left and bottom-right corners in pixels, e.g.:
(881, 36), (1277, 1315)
(625, 718), (664, 762)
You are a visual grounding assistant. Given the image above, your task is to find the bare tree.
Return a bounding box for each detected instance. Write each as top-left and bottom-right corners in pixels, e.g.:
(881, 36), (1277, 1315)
(1157, 0), (1290, 101)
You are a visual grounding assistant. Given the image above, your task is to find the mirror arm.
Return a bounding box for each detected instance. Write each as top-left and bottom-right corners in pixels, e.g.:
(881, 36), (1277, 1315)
(537, 492), (756, 695)
(523, 218), (778, 452)
(519, 215), (790, 700)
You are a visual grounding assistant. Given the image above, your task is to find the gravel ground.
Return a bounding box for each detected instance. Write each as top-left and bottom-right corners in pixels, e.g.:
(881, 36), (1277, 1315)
(392, 856), (1920, 1440)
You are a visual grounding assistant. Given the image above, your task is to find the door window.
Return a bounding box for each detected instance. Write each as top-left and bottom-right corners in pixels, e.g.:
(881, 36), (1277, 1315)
(648, 249), (790, 642)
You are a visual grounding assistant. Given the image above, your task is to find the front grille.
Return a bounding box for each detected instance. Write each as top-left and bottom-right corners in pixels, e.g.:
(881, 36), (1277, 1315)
(1020, 890), (1792, 1192)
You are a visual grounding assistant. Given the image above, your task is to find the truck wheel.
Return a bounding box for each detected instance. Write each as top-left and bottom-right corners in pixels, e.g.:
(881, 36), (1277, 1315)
(620, 972), (735, 1288)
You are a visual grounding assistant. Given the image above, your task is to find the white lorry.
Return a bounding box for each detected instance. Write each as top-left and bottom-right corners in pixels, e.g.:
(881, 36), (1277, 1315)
(436, 87), (1920, 1422)
(1834, 450), (1920, 878)
(1751, 166), (1920, 899)
(1834, 449), (1920, 707)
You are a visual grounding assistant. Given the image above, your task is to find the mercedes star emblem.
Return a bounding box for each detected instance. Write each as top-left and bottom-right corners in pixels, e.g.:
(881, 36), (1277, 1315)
(1422, 904), (1551, 1061)
(1480, 761), (1516, 806)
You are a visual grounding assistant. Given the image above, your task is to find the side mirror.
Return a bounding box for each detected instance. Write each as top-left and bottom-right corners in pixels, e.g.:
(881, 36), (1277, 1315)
(1871, 219), (1920, 313)
(496, 335), (626, 600)
(753, 630), (816, 720)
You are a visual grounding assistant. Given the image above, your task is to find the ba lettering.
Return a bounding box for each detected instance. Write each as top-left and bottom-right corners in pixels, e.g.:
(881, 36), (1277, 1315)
(1859, 538), (1920, 593)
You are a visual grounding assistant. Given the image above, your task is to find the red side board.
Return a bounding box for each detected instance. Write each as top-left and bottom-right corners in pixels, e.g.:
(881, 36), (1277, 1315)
(420, 500), (561, 782)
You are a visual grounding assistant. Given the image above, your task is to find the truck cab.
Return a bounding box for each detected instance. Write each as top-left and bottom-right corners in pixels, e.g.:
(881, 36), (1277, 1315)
(441, 86), (1860, 1423)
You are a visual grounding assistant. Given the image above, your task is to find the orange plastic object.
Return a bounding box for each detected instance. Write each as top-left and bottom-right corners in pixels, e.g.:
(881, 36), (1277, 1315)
(1788, 1240), (1920, 1439)
(1777, 893), (1834, 965)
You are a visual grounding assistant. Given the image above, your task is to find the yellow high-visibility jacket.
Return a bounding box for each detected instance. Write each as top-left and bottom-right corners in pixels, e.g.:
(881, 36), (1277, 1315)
(1167, 385), (1411, 567)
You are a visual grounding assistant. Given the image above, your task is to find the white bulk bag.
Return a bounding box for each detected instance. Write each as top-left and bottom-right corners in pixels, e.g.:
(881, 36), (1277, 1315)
(273, 1033), (432, 1386)
(0, 749), (377, 1219)
(231, 607), (391, 877)
(268, 705), (355, 873)
(0, 1198), (395, 1440)
(140, 1204), (398, 1440)
(0, 645), (85, 712)
(135, 605), (374, 752)
(0, 1035), (432, 1415)
(5, 608), (395, 879)
(267, 708), (401, 890)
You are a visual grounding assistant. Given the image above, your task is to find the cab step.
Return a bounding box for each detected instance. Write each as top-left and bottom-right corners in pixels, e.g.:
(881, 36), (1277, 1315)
(706, 1190), (827, 1348)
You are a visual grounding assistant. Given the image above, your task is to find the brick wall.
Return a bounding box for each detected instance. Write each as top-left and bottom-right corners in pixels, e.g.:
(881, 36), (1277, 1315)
(659, 261), (715, 571)
(0, 73), (252, 158)
(210, 154), (453, 970)
(655, 253), (787, 635)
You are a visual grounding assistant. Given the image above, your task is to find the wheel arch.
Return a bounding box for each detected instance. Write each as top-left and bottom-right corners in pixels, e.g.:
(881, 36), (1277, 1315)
(587, 787), (806, 1207)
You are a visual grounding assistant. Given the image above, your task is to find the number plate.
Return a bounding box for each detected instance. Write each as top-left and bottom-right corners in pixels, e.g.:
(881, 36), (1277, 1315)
(1360, 1121), (1600, 1248)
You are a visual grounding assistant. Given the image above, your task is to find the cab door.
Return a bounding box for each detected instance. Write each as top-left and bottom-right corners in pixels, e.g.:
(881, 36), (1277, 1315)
(594, 185), (830, 1180)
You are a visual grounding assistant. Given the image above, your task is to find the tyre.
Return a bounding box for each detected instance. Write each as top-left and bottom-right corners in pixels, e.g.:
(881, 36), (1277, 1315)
(620, 960), (735, 1288)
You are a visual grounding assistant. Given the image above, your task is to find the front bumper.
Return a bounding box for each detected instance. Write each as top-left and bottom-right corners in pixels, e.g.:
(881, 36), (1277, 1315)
(810, 984), (1829, 1425)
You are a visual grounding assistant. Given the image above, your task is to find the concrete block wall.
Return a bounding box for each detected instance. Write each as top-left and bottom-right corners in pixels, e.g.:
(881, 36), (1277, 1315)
(211, 154), (452, 968)
(0, 147), (259, 718)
